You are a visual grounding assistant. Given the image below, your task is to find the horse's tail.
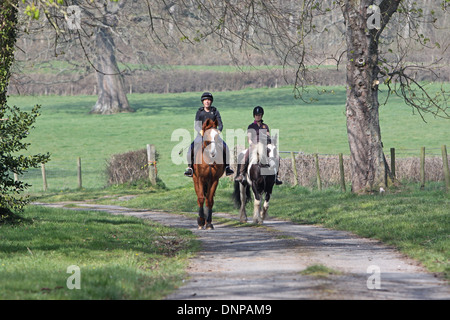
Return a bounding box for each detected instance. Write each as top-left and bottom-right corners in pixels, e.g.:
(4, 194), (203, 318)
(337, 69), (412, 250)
(232, 181), (251, 208)
(232, 163), (242, 208)
(232, 180), (242, 208)
(232, 163), (251, 208)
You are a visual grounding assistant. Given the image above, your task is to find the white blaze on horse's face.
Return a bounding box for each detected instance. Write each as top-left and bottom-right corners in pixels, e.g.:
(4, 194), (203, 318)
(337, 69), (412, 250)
(204, 128), (219, 161)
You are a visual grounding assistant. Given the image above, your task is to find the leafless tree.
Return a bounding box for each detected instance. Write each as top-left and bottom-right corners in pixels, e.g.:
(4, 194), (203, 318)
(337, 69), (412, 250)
(176, 0), (449, 193)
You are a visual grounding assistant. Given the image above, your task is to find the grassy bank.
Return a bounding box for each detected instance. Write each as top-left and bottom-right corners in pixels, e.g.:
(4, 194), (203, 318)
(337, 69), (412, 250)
(0, 205), (198, 299)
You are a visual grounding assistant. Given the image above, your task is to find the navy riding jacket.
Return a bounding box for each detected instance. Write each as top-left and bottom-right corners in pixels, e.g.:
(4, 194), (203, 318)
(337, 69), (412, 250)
(194, 106), (223, 134)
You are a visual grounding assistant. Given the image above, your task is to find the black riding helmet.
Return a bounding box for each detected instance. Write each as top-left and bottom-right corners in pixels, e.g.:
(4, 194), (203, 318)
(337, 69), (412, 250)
(253, 106), (264, 116)
(201, 92), (214, 103)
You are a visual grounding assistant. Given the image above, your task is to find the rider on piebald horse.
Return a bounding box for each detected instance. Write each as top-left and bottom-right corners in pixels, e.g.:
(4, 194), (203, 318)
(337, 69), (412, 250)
(234, 106), (282, 185)
(184, 92), (234, 177)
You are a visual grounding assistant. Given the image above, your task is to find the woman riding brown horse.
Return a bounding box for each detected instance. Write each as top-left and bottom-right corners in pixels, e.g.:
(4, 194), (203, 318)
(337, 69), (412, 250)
(193, 118), (225, 230)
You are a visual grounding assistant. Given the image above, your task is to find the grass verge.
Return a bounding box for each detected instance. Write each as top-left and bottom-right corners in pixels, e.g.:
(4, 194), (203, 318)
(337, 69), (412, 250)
(300, 265), (342, 278)
(0, 205), (199, 299)
(35, 181), (450, 281)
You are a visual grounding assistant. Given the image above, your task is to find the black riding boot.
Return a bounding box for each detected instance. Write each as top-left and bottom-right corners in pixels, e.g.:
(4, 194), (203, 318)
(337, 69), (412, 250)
(235, 149), (249, 183)
(184, 166), (193, 177)
(184, 143), (194, 177)
(234, 164), (247, 183)
(223, 142), (234, 176)
(275, 175), (283, 185)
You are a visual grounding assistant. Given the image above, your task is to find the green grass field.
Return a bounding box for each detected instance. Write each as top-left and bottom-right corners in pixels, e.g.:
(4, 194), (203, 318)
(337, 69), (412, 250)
(20, 61), (321, 74)
(8, 84), (450, 191)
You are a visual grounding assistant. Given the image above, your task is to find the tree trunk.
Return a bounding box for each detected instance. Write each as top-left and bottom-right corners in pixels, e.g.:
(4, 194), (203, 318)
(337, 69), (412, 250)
(0, 0), (18, 108)
(342, 0), (395, 193)
(90, 5), (132, 114)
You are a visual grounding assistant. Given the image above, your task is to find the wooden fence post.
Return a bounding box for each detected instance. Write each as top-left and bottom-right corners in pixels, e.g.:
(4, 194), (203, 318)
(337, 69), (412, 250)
(390, 148), (396, 178)
(41, 163), (47, 191)
(339, 153), (346, 192)
(442, 145), (450, 192)
(314, 153), (322, 191)
(147, 144), (157, 185)
(77, 157), (82, 189)
(290, 151), (298, 186)
(420, 147), (425, 189)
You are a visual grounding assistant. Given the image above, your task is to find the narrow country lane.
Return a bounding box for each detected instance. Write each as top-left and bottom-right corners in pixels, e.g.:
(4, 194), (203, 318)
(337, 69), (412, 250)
(34, 202), (449, 300)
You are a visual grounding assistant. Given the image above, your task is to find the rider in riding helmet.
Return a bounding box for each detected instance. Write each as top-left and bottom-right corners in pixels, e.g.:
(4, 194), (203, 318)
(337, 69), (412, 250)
(235, 106), (282, 185)
(184, 92), (234, 177)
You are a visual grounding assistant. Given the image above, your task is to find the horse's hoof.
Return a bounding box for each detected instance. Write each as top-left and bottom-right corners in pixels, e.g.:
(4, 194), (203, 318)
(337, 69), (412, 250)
(205, 223), (214, 230)
(197, 217), (205, 228)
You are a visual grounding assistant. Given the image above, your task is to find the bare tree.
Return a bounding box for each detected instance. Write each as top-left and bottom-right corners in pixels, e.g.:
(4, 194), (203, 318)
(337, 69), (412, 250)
(180, 0), (449, 193)
(340, 0), (448, 192)
(14, 0), (134, 114)
(86, 0), (132, 114)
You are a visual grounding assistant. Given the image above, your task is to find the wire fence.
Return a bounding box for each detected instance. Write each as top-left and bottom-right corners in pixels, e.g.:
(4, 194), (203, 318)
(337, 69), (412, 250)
(15, 145), (450, 193)
(18, 158), (106, 193)
(275, 146), (450, 190)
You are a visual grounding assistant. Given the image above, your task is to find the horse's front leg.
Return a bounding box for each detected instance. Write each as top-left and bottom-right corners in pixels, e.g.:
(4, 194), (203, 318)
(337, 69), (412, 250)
(262, 192), (271, 221)
(253, 197), (262, 224)
(239, 183), (248, 223)
(252, 186), (262, 224)
(193, 177), (206, 229)
(205, 180), (219, 230)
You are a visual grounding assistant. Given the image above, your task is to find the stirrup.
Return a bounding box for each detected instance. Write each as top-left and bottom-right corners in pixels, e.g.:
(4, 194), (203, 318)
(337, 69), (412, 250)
(184, 167), (193, 177)
(225, 166), (234, 176)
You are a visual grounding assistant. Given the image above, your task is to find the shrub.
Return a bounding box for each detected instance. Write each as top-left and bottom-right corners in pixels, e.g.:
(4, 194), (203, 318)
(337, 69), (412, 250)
(105, 148), (162, 186)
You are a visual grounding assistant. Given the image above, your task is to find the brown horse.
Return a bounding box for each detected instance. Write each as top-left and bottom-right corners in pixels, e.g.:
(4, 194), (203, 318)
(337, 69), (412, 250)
(192, 118), (225, 230)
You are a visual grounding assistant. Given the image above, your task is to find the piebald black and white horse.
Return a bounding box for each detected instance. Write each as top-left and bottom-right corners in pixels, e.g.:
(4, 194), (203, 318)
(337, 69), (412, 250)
(232, 136), (278, 224)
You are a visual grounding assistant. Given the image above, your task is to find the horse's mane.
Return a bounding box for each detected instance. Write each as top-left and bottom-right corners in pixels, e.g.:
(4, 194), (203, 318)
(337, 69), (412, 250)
(250, 136), (278, 166)
(250, 142), (268, 165)
(202, 118), (218, 132)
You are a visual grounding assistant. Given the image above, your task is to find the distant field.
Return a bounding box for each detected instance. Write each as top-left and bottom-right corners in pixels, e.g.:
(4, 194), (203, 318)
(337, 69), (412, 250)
(8, 84), (450, 191)
(18, 61), (318, 74)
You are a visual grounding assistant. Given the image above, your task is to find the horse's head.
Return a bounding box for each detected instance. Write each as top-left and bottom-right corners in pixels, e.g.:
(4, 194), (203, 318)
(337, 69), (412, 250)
(250, 134), (278, 175)
(202, 119), (221, 160)
(267, 133), (278, 160)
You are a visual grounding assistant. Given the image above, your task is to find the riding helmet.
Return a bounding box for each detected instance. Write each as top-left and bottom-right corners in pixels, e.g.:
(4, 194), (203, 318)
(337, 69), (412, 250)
(253, 106), (264, 116)
(201, 92), (214, 103)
